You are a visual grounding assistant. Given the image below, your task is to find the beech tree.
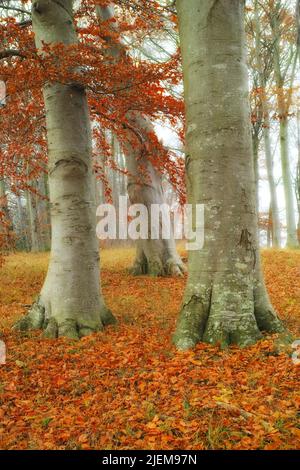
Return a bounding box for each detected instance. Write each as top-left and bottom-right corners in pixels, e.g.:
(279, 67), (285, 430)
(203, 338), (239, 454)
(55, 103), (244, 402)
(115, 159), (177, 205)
(0, 0), (185, 267)
(124, 113), (185, 276)
(268, 1), (298, 248)
(96, 3), (185, 277)
(173, 0), (284, 349)
(14, 0), (116, 338)
(1, 0), (183, 334)
(251, 0), (281, 247)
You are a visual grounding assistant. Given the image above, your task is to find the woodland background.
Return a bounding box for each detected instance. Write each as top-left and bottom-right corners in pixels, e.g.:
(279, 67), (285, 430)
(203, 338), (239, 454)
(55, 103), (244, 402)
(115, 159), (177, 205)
(0, 0), (299, 451)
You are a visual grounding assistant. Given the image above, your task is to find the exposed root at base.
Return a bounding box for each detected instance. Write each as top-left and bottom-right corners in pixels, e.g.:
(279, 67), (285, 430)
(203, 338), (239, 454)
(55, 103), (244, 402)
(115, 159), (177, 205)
(129, 257), (186, 278)
(173, 293), (286, 350)
(13, 299), (116, 340)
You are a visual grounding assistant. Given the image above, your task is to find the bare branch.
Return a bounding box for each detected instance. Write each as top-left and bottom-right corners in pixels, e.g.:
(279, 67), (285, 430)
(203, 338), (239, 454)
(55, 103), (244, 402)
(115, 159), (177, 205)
(0, 5), (31, 16)
(18, 20), (32, 28)
(0, 49), (26, 60)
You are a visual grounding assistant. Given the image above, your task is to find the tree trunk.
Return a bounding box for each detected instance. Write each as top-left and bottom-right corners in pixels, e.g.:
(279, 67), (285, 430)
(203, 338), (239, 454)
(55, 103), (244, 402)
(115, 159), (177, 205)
(279, 117), (298, 248)
(252, 132), (260, 218)
(267, 204), (272, 248)
(16, 194), (30, 251)
(14, 0), (115, 339)
(124, 112), (185, 276)
(174, 0), (284, 350)
(253, 1), (281, 247)
(26, 186), (40, 252)
(271, 7), (298, 248)
(38, 172), (51, 251)
(0, 179), (13, 251)
(264, 123), (281, 247)
(96, 3), (185, 276)
(118, 148), (127, 197)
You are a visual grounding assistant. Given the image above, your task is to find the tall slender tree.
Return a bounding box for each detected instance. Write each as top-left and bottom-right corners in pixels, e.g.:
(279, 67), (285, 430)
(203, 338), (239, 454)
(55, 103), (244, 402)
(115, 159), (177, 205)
(26, 175), (40, 252)
(174, 0), (284, 350)
(253, 0), (281, 247)
(96, 3), (185, 276)
(0, 178), (13, 251)
(14, 0), (115, 339)
(269, 1), (298, 248)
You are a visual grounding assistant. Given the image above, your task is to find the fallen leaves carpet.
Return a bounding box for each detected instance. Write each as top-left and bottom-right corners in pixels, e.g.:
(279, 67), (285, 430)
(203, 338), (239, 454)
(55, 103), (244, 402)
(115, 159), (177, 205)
(0, 248), (299, 449)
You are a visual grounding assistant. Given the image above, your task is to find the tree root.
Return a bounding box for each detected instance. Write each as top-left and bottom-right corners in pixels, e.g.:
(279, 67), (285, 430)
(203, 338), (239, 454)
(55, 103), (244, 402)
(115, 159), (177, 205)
(166, 257), (187, 277)
(130, 256), (186, 278)
(13, 297), (45, 331)
(13, 298), (116, 340)
(173, 289), (286, 350)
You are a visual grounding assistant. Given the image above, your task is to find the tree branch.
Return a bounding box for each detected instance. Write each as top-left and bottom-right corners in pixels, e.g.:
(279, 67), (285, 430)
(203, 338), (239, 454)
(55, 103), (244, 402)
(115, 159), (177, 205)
(18, 20), (32, 28)
(0, 5), (31, 16)
(0, 49), (26, 60)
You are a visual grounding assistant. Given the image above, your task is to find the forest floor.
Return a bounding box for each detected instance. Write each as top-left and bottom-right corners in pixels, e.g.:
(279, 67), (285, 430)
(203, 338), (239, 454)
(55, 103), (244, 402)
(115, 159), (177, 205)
(0, 247), (299, 450)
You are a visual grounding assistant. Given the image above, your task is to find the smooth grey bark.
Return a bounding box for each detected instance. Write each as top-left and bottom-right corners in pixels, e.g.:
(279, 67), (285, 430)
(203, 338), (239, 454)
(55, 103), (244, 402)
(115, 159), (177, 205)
(174, 0), (284, 350)
(14, 0), (115, 339)
(96, 4), (185, 276)
(252, 131), (260, 213)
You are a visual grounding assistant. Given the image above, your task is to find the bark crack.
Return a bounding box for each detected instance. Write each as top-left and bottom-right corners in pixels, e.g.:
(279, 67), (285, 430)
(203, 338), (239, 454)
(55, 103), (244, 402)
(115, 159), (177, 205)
(49, 157), (88, 175)
(207, 0), (220, 24)
(182, 294), (203, 310)
(238, 229), (256, 268)
(52, 0), (73, 19)
(185, 154), (191, 171)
